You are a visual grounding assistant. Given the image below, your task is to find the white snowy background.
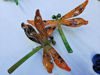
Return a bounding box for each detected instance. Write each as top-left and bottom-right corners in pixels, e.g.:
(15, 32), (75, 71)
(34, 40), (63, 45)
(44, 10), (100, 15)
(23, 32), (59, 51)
(0, 0), (100, 75)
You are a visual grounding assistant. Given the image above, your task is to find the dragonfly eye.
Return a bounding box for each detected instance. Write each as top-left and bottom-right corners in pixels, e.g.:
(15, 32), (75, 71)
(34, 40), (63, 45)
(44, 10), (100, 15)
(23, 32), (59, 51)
(52, 15), (56, 19)
(57, 13), (61, 18)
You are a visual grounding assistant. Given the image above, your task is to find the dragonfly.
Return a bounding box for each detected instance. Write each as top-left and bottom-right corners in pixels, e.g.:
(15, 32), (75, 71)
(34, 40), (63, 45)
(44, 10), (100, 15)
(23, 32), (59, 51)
(8, 9), (71, 74)
(27, 0), (88, 53)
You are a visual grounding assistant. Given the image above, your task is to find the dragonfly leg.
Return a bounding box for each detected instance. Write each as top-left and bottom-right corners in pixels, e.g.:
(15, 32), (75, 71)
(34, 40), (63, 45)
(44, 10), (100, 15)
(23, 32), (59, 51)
(49, 35), (56, 45)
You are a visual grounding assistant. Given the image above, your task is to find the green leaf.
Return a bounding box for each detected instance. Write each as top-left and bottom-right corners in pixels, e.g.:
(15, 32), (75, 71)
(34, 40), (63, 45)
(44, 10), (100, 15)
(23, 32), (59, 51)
(8, 46), (42, 74)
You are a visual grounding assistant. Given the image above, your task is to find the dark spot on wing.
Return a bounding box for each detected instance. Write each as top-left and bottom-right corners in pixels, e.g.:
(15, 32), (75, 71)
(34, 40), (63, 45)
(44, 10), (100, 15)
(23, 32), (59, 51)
(53, 27), (56, 30)
(60, 60), (64, 63)
(43, 20), (47, 22)
(57, 56), (61, 59)
(69, 23), (73, 25)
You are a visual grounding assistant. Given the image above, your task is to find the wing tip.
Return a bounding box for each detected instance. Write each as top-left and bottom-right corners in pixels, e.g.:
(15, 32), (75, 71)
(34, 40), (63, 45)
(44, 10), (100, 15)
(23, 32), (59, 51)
(86, 0), (88, 4)
(47, 69), (53, 73)
(36, 9), (40, 16)
(27, 20), (35, 26)
(65, 67), (71, 71)
(27, 20), (30, 23)
(36, 9), (39, 12)
(84, 20), (88, 25)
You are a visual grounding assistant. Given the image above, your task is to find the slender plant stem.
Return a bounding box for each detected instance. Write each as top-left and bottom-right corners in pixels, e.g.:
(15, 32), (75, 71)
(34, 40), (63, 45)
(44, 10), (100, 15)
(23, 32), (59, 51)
(58, 26), (73, 53)
(8, 46), (42, 74)
(14, 0), (18, 5)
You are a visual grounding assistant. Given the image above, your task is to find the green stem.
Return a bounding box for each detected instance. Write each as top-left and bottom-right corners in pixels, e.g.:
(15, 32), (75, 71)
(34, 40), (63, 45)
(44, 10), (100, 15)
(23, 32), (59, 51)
(14, 0), (18, 5)
(58, 26), (73, 53)
(8, 46), (42, 74)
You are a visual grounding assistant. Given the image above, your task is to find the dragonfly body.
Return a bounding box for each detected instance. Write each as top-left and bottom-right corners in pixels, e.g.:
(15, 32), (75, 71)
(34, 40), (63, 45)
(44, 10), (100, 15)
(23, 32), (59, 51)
(21, 9), (71, 73)
(27, 0), (88, 53)
(8, 0), (88, 73)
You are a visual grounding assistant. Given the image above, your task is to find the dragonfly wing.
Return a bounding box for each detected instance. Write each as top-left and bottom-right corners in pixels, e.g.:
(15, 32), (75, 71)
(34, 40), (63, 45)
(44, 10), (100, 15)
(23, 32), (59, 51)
(34, 9), (47, 37)
(46, 26), (56, 36)
(43, 20), (57, 27)
(21, 23), (40, 43)
(61, 0), (88, 20)
(27, 20), (35, 26)
(62, 18), (88, 27)
(34, 9), (48, 42)
(49, 45), (71, 71)
(43, 48), (54, 73)
(27, 20), (57, 27)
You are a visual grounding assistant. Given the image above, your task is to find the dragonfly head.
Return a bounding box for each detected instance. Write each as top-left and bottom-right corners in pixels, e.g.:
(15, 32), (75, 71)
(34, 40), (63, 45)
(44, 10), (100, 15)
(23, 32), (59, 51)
(52, 13), (61, 20)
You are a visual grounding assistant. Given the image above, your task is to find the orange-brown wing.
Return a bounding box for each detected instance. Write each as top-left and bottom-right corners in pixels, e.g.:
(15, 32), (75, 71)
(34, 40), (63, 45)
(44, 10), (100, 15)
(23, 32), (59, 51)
(43, 48), (54, 73)
(21, 23), (41, 43)
(43, 20), (57, 27)
(62, 18), (88, 27)
(27, 20), (35, 26)
(46, 26), (56, 36)
(27, 20), (57, 27)
(27, 19), (57, 36)
(49, 45), (71, 71)
(34, 9), (48, 41)
(61, 0), (88, 20)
